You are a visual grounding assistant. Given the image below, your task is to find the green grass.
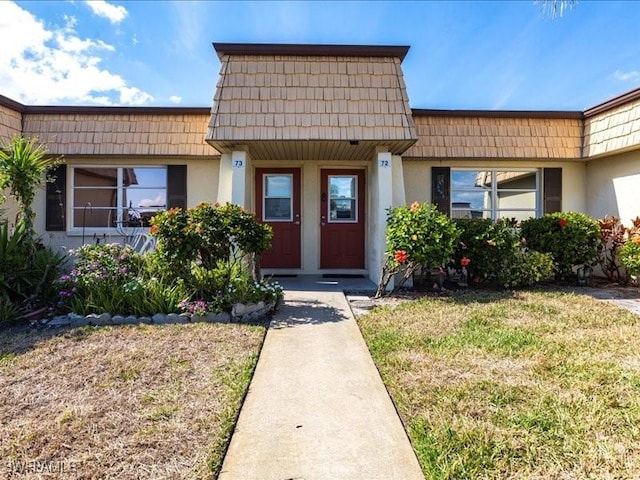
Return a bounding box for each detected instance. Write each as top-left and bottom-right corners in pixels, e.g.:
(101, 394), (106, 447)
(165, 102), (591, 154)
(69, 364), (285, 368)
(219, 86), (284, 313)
(359, 290), (640, 479)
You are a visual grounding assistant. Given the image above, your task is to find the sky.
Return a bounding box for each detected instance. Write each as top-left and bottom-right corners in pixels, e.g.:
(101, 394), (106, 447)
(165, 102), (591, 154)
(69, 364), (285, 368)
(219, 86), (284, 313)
(2, 1), (640, 111)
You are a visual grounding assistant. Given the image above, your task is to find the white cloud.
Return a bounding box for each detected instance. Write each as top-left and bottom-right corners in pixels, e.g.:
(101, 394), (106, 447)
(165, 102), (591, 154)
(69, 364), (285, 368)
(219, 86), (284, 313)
(85, 0), (128, 24)
(138, 193), (166, 208)
(169, 95), (182, 104)
(613, 70), (640, 83)
(0, 2), (152, 105)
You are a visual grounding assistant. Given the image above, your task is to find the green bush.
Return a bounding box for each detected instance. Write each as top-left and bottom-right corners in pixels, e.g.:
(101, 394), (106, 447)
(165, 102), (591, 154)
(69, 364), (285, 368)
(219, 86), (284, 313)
(620, 218), (640, 281)
(376, 202), (458, 296)
(0, 220), (64, 322)
(496, 250), (555, 288)
(620, 241), (640, 278)
(150, 202), (272, 275)
(453, 218), (554, 288)
(54, 236), (282, 317)
(521, 212), (600, 280)
(454, 218), (520, 285)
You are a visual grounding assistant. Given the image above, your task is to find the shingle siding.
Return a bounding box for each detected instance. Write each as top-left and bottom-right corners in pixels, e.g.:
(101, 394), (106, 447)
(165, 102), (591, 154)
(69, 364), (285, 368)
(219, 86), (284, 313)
(207, 54), (417, 150)
(22, 112), (218, 157)
(0, 103), (22, 143)
(584, 98), (640, 158)
(404, 114), (582, 159)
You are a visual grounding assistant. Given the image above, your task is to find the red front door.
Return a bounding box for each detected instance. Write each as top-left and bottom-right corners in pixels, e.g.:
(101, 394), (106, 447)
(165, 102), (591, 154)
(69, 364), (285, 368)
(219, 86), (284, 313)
(255, 168), (301, 269)
(320, 169), (365, 269)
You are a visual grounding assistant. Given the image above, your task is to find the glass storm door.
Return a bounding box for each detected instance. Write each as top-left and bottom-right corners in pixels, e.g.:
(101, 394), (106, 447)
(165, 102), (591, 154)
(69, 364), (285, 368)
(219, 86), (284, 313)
(255, 168), (301, 268)
(320, 169), (365, 269)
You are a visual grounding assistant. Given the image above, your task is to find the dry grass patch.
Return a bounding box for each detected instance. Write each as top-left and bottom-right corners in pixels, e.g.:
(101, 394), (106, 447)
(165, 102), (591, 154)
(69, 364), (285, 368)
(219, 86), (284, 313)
(0, 322), (265, 479)
(359, 290), (640, 479)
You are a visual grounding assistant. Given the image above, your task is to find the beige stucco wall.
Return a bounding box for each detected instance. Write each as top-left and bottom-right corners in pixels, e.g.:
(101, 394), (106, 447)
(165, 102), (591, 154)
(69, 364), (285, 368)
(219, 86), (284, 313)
(586, 149), (640, 223)
(402, 159), (587, 215)
(30, 157), (219, 253)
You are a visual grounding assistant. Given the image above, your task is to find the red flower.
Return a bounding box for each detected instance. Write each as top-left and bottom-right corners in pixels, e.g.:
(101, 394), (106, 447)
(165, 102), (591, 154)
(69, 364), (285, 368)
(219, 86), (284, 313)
(559, 218), (568, 228)
(394, 250), (408, 264)
(460, 256), (471, 267)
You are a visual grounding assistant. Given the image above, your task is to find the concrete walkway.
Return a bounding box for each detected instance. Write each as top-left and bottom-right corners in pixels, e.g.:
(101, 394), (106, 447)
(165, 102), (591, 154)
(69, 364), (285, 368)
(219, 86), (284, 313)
(219, 276), (423, 480)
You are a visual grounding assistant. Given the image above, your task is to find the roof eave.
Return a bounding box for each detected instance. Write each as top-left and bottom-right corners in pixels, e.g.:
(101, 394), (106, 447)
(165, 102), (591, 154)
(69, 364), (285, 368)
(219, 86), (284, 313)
(212, 42), (410, 61)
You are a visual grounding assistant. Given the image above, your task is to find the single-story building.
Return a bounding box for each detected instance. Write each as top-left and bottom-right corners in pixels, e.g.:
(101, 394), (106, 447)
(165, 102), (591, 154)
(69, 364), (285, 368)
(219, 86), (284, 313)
(1, 43), (639, 284)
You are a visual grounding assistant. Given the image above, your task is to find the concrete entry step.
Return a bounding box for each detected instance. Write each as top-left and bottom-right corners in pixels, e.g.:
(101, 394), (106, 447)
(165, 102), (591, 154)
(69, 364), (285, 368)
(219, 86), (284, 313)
(218, 286), (423, 480)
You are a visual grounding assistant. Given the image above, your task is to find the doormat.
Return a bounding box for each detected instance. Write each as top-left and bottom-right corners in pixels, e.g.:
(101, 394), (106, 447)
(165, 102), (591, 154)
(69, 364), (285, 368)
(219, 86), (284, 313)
(322, 274), (365, 279)
(271, 274), (297, 278)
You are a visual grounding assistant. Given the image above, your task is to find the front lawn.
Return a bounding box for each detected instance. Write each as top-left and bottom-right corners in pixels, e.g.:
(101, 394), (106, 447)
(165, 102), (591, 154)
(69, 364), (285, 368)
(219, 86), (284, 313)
(0, 322), (265, 479)
(359, 290), (640, 479)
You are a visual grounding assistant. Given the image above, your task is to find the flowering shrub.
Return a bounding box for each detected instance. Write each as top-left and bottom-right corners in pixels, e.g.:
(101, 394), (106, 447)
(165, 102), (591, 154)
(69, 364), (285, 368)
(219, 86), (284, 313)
(597, 216), (632, 284)
(376, 202), (458, 297)
(178, 299), (214, 316)
(521, 212), (600, 280)
(150, 202), (272, 275)
(453, 218), (554, 288)
(54, 243), (188, 316)
(454, 218), (518, 285)
(620, 218), (640, 283)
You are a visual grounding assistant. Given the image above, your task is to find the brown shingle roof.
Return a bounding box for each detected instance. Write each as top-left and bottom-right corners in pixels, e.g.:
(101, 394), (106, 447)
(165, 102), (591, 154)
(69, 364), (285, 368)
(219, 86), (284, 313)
(0, 97), (23, 143)
(584, 94), (640, 158)
(22, 110), (218, 157)
(404, 112), (582, 159)
(206, 45), (417, 158)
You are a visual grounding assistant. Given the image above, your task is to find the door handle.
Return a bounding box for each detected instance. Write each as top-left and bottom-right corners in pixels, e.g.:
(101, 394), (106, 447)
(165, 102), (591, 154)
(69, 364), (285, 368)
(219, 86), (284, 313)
(294, 221), (301, 225)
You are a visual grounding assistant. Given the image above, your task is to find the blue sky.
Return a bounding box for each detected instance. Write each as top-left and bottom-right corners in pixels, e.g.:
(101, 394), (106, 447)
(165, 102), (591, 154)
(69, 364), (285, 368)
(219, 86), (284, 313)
(2, 1), (640, 110)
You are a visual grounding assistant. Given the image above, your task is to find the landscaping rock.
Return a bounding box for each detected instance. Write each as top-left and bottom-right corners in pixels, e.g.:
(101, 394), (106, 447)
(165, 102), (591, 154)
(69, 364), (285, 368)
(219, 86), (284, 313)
(232, 301), (265, 317)
(48, 315), (71, 327)
(111, 315), (125, 324)
(69, 313), (88, 327)
(123, 315), (139, 325)
(152, 313), (167, 324)
(93, 313), (112, 326)
(138, 316), (152, 324)
(205, 312), (230, 323)
(165, 313), (180, 324)
(178, 314), (190, 323)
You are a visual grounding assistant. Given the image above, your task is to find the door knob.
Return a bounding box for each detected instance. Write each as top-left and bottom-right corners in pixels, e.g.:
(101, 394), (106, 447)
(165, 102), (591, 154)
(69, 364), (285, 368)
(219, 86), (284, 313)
(294, 221), (301, 225)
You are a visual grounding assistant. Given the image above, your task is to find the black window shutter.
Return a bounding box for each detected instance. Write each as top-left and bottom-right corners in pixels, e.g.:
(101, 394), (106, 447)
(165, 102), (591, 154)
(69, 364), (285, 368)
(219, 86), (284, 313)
(46, 164), (66, 231)
(167, 165), (187, 210)
(543, 168), (562, 214)
(431, 166), (451, 216)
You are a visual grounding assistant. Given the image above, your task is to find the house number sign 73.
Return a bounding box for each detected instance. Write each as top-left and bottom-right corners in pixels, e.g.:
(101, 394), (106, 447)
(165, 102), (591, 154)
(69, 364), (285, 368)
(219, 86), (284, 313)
(232, 159), (244, 168)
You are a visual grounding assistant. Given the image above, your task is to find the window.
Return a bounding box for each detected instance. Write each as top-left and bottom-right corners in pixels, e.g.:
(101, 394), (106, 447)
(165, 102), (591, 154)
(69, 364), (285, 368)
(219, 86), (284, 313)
(451, 169), (539, 221)
(263, 174), (293, 221)
(72, 166), (167, 229)
(328, 175), (357, 222)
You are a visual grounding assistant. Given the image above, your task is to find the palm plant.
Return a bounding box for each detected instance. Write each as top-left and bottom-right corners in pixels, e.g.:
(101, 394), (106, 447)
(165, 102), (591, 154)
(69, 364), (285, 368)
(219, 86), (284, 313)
(0, 135), (61, 235)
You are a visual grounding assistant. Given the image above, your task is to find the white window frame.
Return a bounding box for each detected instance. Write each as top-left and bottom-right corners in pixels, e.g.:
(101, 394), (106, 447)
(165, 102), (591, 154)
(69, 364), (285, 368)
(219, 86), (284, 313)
(450, 168), (540, 221)
(262, 173), (294, 222)
(328, 174), (358, 224)
(70, 165), (167, 233)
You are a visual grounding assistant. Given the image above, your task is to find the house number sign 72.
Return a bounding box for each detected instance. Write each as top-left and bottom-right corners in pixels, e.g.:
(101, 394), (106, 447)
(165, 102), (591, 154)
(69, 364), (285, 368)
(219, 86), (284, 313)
(378, 158), (391, 168)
